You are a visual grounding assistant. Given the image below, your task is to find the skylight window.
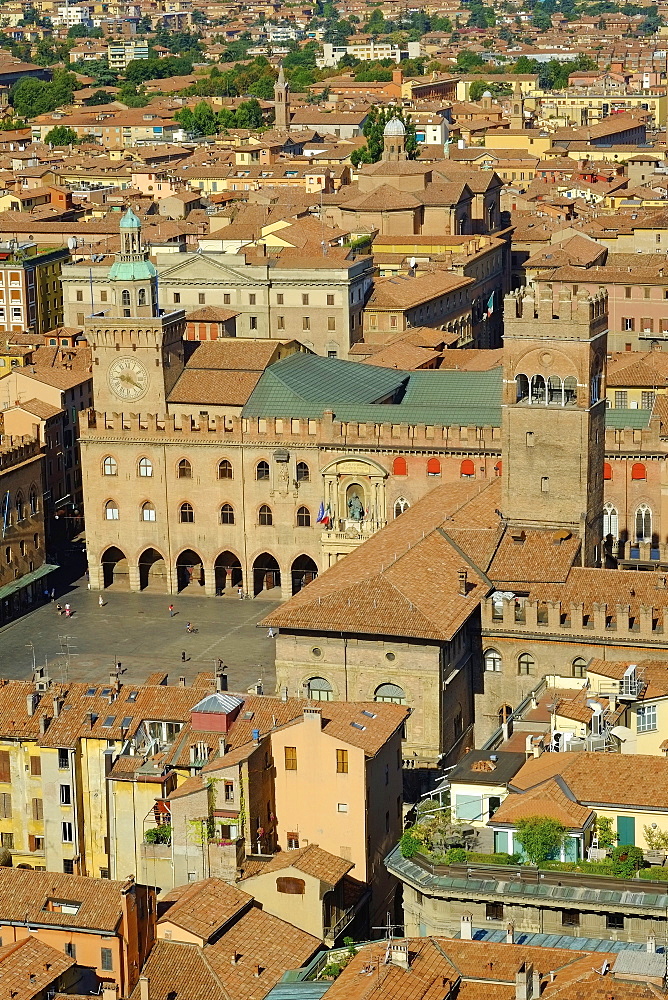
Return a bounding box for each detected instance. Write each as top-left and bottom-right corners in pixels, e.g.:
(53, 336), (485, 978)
(102, 716), (115, 728)
(85, 688), (97, 696)
(350, 721), (366, 731)
(361, 710), (376, 719)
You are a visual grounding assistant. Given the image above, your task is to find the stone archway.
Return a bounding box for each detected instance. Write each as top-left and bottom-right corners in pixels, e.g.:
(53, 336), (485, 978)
(138, 548), (167, 591)
(101, 546), (129, 589)
(291, 554), (318, 595)
(176, 549), (204, 592)
(253, 553), (280, 596)
(214, 551), (242, 594)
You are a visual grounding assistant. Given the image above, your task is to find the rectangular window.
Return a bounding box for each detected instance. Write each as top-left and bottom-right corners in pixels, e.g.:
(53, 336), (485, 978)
(60, 785), (71, 806)
(644, 287), (651, 299)
(642, 391), (656, 409)
(337, 803), (348, 813)
(173, 292), (180, 304)
(302, 316), (310, 331)
(607, 912), (624, 929)
(62, 821), (73, 843)
(32, 798), (43, 821)
(327, 294), (334, 305)
(223, 293), (230, 304)
(277, 316), (285, 330)
(276, 293), (284, 305)
(641, 318), (654, 333)
(0, 751), (10, 783)
(0, 832), (13, 848)
(65, 942), (76, 958)
(625, 286), (632, 298)
(327, 316), (336, 330)
(561, 909), (580, 926)
(224, 781), (234, 801)
(615, 391), (628, 409)
(302, 293), (309, 305)
(76, 290), (83, 301)
(486, 902), (504, 920)
(249, 293), (256, 305)
(99, 867), (110, 879)
(62, 859), (74, 874)
(0, 793), (10, 819)
(336, 749), (348, 773)
(58, 749), (69, 769)
(454, 794), (483, 822)
(198, 293), (205, 305)
(101, 948), (113, 972)
(287, 832), (299, 848)
(622, 317), (634, 331)
(637, 704), (657, 732)
(101, 290), (107, 302)
(249, 316), (258, 330)
(284, 746), (297, 770)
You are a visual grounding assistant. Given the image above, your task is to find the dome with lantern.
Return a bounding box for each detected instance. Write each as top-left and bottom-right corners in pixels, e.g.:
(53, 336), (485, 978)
(383, 116), (406, 137)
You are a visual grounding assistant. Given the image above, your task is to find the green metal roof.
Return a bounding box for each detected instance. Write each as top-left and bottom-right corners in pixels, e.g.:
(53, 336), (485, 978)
(0, 563), (58, 602)
(120, 207), (141, 229)
(243, 354), (503, 425)
(604, 407), (652, 429)
(108, 259), (157, 281)
(243, 355), (660, 430)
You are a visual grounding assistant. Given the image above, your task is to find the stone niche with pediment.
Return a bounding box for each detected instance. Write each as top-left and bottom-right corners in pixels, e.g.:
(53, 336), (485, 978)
(321, 455), (389, 532)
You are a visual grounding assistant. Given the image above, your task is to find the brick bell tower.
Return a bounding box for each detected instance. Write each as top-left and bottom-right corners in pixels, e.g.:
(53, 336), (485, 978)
(501, 283), (608, 567)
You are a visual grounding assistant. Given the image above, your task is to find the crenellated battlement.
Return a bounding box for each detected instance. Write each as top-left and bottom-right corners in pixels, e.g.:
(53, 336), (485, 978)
(482, 593), (668, 642)
(0, 435), (41, 471)
(79, 409), (505, 451)
(504, 285), (608, 336)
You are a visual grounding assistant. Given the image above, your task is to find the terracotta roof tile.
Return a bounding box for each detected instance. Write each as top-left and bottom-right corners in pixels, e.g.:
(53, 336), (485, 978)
(159, 878), (251, 941)
(239, 844), (353, 886)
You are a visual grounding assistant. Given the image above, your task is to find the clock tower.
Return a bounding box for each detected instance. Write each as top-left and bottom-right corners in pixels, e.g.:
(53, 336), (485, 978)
(85, 208), (185, 413)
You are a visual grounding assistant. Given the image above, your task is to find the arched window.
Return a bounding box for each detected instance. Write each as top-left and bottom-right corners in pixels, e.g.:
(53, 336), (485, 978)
(498, 704), (513, 725)
(515, 373), (529, 402)
(221, 503), (235, 524)
(374, 683), (406, 704)
(547, 375), (563, 405)
(29, 487), (37, 515)
(460, 459), (475, 478)
(297, 505), (311, 527)
(138, 288), (146, 306)
(530, 374), (546, 404)
(15, 492), (24, 521)
(121, 289), (131, 306)
(564, 376), (577, 404)
(104, 499), (119, 520)
(393, 456), (407, 476)
(256, 461), (270, 481)
(394, 497), (410, 518)
(631, 462), (646, 481)
(296, 462), (310, 482)
(484, 649), (502, 672)
(636, 503), (651, 541)
(572, 657), (587, 678)
(603, 462), (612, 481)
(179, 502), (194, 523)
(427, 458), (441, 476)
(494, 460), (502, 476)
(603, 502), (618, 538)
(177, 458), (192, 479)
(307, 677), (333, 701)
(218, 460), (233, 480)
(259, 504), (273, 525)
(138, 457), (153, 477)
(141, 501), (156, 522)
(518, 652), (535, 676)
(102, 456), (117, 476)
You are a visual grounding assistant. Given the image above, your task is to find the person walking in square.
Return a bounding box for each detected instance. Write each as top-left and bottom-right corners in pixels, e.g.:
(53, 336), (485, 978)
(169, 604), (174, 617)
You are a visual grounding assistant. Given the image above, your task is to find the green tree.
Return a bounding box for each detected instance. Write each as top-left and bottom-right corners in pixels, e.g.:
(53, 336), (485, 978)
(514, 817), (566, 865)
(45, 125), (79, 146)
(350, 105), (419, 167)
(67, 23), (102, 38)
(533, 8), (553, 29)
(10, 71), (77, 118)
(456, 49), (484, 71)
(84, 89), (113, 106)
(235, 98), (264, 129)
(364, 7), (386, 33)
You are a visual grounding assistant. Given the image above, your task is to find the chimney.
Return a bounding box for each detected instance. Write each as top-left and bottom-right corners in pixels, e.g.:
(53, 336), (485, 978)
(139, 976), (149, 1000)
(231, 952), (239, 965)
(460, 913), (473, 940)
(179, 676), (186, 687)
(515, 962), (534, 1000)
(647, 934), (656, 953)
(219, 736), (226, 756)
(216, 670), (227, 692)
(458, 569), (468, 596)
(253, 965), (262, 978)
(102, 985), (118, 1000)
(39, 715), (49, 735)
(532, 969), (542, 997)
(390, 943), (410, 969)
(303, 706), (322, 727)
(26, 693), (37, 716)
(52, 696), (62, 718)
(506, 922), (515, 944)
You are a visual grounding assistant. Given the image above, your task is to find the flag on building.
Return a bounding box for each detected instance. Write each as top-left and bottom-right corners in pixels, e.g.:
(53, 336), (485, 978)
(487, 292), (495, 317)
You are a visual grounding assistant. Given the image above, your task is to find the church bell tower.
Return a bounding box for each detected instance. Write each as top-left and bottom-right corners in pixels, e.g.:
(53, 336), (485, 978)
(274, 64), (290, 130)
(501, 284), (608, 566)
(85, 208), (186, 413)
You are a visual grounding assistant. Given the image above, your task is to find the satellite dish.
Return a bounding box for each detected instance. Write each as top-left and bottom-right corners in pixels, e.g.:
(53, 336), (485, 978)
(409, 256), (417, 269)
(67, 236), (78, 250)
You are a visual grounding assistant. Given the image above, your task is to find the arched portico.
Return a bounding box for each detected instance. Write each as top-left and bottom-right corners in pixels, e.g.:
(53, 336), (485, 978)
(138, 548), (167, 591)
(101, 546), (129, 590)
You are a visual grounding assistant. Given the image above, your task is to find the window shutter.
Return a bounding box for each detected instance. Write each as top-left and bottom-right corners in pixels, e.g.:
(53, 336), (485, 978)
(30, 756), (41, 776)
(32, 798), (43, 821)
(631, 462), (646, 480)
(28, 835), (36, 852)
(0, 751), (9, 784)
(603, 462), (612, 481)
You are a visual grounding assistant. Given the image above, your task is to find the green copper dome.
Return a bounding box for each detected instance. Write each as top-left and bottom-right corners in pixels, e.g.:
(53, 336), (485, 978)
(108, 258), (158, 281)
(120, 207), (142, 229)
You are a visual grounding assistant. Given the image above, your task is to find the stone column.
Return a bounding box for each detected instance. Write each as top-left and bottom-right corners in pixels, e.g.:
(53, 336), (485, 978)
(128, 562), (141, 593)
(204, 565), (216, 597)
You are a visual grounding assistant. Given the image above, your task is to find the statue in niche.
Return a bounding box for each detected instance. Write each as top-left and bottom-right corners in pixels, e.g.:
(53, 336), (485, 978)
(348, 493), (364, 520)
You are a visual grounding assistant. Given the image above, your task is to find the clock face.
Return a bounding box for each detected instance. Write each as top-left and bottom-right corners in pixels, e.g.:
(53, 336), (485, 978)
(108, 357), (149, 402)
